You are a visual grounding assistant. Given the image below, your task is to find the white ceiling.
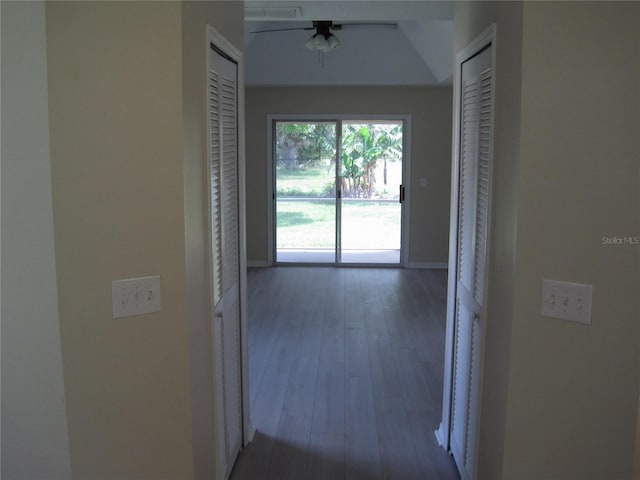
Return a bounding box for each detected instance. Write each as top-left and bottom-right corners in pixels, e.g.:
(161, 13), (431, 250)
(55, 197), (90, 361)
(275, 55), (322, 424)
(244, 1), (454, 86)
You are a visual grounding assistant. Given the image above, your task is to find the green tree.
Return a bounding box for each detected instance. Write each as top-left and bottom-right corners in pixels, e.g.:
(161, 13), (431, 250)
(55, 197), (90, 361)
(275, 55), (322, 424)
(341, 123), (402, 198)
(275, 123), (336, 169)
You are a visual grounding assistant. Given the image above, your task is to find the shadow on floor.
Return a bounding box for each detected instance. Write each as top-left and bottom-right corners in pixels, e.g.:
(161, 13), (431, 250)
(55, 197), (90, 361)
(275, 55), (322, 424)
(231, 425), (459, 480)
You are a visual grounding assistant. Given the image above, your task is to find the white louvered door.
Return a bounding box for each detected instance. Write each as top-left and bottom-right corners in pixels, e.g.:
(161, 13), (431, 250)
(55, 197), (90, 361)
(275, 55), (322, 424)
(208, 43), (242, 479)
(450, 44), (493, 480)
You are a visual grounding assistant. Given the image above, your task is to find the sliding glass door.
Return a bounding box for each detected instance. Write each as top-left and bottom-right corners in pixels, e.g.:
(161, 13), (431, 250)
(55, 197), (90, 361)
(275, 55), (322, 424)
(339, 120), (403, 263)
(275, 121), (337, 263)
(274, 118), (404, 265)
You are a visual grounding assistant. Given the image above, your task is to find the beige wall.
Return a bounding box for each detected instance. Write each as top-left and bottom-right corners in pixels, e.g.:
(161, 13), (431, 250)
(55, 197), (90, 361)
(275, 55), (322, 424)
(181, 2), (244, 478)
(46, 2), (193, 478)
(455, 2), (640, 479)
(245, 86), (452, 265)
(45, 2), (244, 477)
(503, 3), (640, 479)
(1, 2), (72, 477)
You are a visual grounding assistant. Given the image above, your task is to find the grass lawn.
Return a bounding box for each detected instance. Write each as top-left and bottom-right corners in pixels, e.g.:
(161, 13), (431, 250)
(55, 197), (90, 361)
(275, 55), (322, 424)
(276, 162), (402, 199)
(277, 199), (400, 249)
(276, 166), (334, 197)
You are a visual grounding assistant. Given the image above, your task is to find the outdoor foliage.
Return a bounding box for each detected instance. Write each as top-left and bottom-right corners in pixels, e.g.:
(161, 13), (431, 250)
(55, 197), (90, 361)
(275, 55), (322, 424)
(275, 122), (402, 199)
(275, 122), (336, 169)
(275, 167), (335, 197)
(341, 123), (402, 198)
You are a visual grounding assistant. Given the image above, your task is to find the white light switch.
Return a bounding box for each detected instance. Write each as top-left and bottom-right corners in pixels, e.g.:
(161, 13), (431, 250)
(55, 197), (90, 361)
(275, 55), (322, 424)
(541, 279), (592, 325)
(112, 275), (161, 319)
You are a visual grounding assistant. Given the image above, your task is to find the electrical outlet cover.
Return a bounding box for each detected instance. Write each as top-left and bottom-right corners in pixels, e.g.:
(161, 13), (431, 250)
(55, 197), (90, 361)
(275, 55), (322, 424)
(541, 279), (592, 325)
(112, 275), (161, 318)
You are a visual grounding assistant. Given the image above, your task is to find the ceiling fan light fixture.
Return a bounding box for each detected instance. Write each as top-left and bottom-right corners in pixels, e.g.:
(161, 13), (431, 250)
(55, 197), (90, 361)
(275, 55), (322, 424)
(304, 34), (317, 50)
(305, 32), (340, 52)
(325, 34), (340, 51)
(309, 33), (328, 51)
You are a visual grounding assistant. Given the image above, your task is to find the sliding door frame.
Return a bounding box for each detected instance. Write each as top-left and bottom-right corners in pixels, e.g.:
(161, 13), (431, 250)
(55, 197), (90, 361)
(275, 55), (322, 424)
(267, 113), (412, 267)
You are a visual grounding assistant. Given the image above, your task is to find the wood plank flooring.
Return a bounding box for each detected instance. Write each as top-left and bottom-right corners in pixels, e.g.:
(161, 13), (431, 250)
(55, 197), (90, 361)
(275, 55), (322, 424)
(230, 267), (459, 480)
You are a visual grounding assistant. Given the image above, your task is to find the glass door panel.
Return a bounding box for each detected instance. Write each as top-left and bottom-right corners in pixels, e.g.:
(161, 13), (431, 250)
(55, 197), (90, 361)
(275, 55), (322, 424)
(340, 121), (403, 264)
(275, 121), (337, 263)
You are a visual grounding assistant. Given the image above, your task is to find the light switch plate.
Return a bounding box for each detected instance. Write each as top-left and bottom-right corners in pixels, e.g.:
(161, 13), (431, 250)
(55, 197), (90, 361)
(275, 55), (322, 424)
(112, 275), (161, 319)
(541, 279), (592, 325)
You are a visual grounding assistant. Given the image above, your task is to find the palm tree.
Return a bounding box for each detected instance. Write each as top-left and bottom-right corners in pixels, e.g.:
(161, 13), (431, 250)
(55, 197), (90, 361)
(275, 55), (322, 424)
(341, 123), (402, 198)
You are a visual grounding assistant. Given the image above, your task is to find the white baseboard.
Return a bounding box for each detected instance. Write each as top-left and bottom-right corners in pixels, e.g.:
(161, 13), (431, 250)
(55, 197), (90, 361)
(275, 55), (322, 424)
(434, 422), (447, 448)
(247, 260), (269, 268)
(406, 262), (448, 269)
(244, 419), (256, 446)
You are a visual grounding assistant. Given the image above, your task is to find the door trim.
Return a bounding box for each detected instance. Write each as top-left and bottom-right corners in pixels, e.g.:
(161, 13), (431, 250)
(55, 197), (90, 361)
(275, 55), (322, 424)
(266, 114), (411, 267)
(205, 25), (254, 478)
(436, 23), (496, 476)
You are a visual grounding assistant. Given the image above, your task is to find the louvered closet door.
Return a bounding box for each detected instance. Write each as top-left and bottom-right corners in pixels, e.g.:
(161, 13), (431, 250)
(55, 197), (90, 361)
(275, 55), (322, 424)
(209, 43), (242, 479)
(450, 44), (493, 480)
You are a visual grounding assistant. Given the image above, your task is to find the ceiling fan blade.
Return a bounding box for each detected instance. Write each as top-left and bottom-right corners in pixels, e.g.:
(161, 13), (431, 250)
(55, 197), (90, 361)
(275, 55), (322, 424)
(335, 22), (398, 31)
(250, 26), (314, 34)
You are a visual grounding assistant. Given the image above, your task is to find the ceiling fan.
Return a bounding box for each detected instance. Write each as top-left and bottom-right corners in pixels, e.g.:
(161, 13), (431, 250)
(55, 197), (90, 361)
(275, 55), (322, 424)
(250, 20), (397, 53)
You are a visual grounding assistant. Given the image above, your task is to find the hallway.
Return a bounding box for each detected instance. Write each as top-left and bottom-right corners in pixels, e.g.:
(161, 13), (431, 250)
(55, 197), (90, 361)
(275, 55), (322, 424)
(230, 267), (459, 480)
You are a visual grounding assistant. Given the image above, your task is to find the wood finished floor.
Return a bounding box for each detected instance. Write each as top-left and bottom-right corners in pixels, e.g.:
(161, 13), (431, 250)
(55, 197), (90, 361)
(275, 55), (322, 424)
(230, 267), (459, 480)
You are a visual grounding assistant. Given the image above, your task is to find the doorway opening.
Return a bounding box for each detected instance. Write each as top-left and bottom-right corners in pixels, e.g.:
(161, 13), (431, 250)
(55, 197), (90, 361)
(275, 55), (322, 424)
(270, 116), (409, 265)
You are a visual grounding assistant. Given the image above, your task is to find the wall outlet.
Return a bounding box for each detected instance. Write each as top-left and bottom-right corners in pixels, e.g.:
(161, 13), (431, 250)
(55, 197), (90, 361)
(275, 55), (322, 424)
(112, 275), (161, 319)
(541, 279), (592, 325)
